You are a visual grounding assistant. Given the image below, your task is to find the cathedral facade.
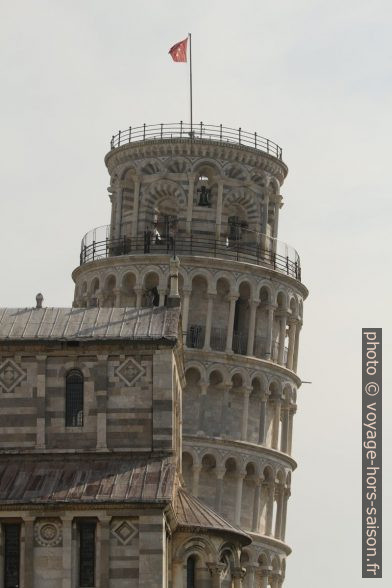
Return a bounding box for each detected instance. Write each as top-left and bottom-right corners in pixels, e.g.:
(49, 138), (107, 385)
(0, 122), (307, 587)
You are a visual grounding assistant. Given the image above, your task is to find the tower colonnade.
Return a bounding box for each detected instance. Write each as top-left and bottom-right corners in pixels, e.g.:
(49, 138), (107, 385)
(72, 125), (308, 586)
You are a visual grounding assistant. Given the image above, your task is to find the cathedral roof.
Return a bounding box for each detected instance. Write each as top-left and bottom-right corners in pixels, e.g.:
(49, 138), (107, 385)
(173, 487), (251, 545)
(0, 306), (180, 342)
(0, 456), (176, 506)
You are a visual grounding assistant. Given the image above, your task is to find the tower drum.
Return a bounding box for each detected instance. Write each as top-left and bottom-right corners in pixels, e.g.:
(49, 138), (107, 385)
(72, 122), (308, 587)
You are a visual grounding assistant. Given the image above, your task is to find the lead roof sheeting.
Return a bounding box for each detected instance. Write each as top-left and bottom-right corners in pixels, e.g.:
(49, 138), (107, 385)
(0, 307), (180, 341)
(0, 458), (176, 504)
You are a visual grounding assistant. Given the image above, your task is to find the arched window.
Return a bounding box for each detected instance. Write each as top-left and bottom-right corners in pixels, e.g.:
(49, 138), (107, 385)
(65, 369), (84, 427)
(186, 556), (196, 588)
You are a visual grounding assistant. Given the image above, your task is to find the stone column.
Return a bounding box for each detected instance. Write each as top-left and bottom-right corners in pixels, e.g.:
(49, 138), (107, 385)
(96, 355), (108, 450)
(258, 392), (268, 445)
(232, 567), (246, 587)
(247, 300), (259, 356)
(203, 293), (215, 351)
(186, 174), (196, 234)
(261, 194), (269, 236)
(207, 562), (225, 588)
(215, 467), (226, 512)
(288, 406), (296, 455)
(293, 321), (302, 372)
(274, 485), (284, 539)
(234, 471), (245, 526)
(158, 288), (166, 307)
(257, 569), (270, 588)
(114, 186), (123, 239)
(22, 517), (35, 588)
(270, 574), (281, 588)
(182, 289), (191, 345)
(281, 488), (290, 541)
(225, 294), (239, 353)
(36, 354), (47, 449)
(264, 305), (276, 359)
(280, 406), (290, 453)
(131, 176), (141, 239)
(172, 560), (184, 588)
(251, 479), (262, 532)
(192, 464), (202, 497)
(241, 387), (252, 441)
(287, 320), (297, 370)
(215, 180), (224, 239)
(272, 196), (282, 240)
(277, 313), (288, 366)
(197, 382), (208, 434)
(265, 482), (275, 536)
(114, 287), (122, 307)
(271, 395), (282, 450)
(97, 516), (111, 588)
(62, 516), (73, 588)
(135, 287), (143, 308)
(220, 381), (232, 437)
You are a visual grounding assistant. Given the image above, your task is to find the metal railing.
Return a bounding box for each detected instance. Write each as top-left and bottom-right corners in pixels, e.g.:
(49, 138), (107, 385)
(80, 227), (301, 281)
(109, 122), (283, 160)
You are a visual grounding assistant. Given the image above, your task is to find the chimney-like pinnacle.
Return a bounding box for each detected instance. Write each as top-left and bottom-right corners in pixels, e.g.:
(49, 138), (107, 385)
(36, 293), (44, 309)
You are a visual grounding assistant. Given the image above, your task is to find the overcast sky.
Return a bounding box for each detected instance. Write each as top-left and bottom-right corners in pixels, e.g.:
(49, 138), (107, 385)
(1, 1), (391, 585)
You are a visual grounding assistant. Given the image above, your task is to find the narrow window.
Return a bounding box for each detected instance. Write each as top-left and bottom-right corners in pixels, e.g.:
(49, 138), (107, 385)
(186, 556), (196, 588)
(65, 369), (84, 427)
(4, 523), (20, 588)
(79, 521), (96, 587)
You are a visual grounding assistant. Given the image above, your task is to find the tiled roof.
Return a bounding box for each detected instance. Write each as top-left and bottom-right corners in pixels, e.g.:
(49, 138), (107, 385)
(173, 487), (251, 544)
(0, 457), (176, 505)
(0, 306), (180, 342)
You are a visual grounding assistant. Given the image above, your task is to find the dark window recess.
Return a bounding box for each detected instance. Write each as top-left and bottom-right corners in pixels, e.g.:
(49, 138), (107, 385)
(65, 369), (84, 427)
(4, 524), (20, 588)
(79, 522), (96, 587)
(186, 556), (196, 588)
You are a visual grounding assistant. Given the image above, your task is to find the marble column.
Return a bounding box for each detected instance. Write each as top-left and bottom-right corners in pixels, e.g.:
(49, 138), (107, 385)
(293, 321), (302, 372)
(281, 488), (290, 541)
(257, 569), (270, 588)
(265, 482), (275, 536)
(62, 516), (73, 588)
(96, 354), (108, 450)
(274, 485), (284, 539)
(182, 289), (191, 346)
(114, 186), (123, 239)
(215, 467), (226, 512)
(288, 406), (296, 455)
(158, 288), (166, 307)
(36, 354), (47, 449)
(220, 382), (232, 437)
(135, 287), (143, 308)
(258, 393), (268, 445)
(192, 464), (202, 498)
(226, 294), (239, 353)
(23, 517), (34, 588)
(264, 305), (276, 359)
(232, 567), (246, 588)
(241, 387), (252, 441)
(280, 406), (290, 454)
(186, 174), (196, 234)
(207, 562), (225, 588)
(97, 516), (111, 588)
(131, 176), (141, 239)
(235, 472), (245, 526)
(203, 293), (215, 351)
(277, 313), (288, 366)
(215, 180), (224, 239)
(247, 300), (259, 356)
(197, 382), (208, 434)
(251, 479), (262, 532)
(271, 396), (282, 450)
(114, 287), (122, 307)
(287, 320), (297, 370)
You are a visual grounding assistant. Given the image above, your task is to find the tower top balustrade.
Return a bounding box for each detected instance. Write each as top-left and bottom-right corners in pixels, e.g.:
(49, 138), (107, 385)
(109, 122), (284, 161)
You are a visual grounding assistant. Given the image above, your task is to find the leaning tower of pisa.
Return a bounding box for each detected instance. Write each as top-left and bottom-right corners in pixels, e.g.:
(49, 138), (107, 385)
(72, 122), (307, 587)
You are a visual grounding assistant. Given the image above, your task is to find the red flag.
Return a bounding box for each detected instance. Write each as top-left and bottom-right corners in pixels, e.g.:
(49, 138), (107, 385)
(169, 37), (188, 62)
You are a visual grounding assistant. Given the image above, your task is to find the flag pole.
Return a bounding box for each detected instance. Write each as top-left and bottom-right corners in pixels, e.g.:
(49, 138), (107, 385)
(188, 32), (193, 131)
